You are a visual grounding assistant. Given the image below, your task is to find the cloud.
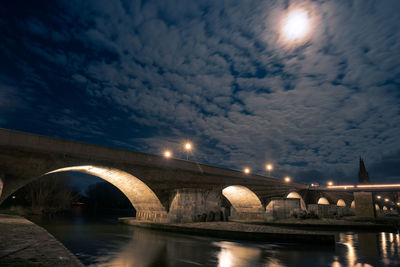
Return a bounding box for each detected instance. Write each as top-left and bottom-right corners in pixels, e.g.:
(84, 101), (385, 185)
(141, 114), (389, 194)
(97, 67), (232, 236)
(1, 0), (400, 183)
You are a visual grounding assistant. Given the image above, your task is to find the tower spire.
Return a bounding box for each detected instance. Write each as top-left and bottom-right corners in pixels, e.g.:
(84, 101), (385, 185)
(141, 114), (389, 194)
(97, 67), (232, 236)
(358, 157), (370, 184)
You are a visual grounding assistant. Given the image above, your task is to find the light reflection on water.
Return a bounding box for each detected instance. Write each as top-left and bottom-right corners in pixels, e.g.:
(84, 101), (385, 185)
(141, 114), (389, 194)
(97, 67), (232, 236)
(31, 215), (400, 267)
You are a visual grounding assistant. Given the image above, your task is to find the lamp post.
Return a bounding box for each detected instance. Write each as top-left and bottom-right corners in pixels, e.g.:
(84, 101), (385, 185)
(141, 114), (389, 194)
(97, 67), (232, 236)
(284, 176), (291, 183)
(266, 164), (273, 176)
(184, 142), (192, 160)
(243, 168), (250, 174)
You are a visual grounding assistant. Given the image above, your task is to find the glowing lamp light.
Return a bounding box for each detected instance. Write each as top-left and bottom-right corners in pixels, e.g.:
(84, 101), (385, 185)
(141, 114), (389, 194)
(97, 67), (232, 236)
(377, 195), (381, 199)
(284, 176), (291, 183)
(327, 181), (334, 186)
(384, 198), (389, 202)
(185, 142), (192, 150)
(266, 164), (273, 171)
(243, 168), (250, 174)
(164, 150), (172, 158)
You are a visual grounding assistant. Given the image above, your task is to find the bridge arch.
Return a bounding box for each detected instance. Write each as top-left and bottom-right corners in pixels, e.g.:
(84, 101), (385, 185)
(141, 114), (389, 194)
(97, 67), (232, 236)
(337, 199), (346, 207)
(46, 165), (167, 222)
(317, 197), (330, 205)
(222, 185), (264, 214)
(286, 192), (307, 210)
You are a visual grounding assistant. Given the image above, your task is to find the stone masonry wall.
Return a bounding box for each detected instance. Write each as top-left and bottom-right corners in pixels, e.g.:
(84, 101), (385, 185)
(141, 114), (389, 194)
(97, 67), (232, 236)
(168, 188), (222, 223)
(265, 198), (300, 221)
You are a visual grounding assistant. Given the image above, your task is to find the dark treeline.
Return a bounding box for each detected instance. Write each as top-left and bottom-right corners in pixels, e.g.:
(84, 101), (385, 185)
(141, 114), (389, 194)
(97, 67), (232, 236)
(3, 173), (78, 215)
(3, 174), (135, 216)
(85, 181), (134, 210)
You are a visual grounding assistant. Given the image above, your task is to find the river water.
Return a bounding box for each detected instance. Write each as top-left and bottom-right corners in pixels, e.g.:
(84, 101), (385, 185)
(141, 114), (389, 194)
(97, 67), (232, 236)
(30, 214), (400, 267)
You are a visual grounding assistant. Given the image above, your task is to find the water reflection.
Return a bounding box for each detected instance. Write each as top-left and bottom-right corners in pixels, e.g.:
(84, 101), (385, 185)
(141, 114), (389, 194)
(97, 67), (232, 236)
(215, 241), (263, 267)
(335, 231), (400, 267)
(32, 215), (400, 267)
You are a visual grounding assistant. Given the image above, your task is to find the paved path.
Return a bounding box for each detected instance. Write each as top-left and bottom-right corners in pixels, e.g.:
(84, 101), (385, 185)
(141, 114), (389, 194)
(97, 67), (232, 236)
(0, 214), (83, 267)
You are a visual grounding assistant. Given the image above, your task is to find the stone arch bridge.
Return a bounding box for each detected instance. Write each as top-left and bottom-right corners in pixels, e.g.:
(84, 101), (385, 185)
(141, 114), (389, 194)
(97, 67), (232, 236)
(0, 128), (312, 222)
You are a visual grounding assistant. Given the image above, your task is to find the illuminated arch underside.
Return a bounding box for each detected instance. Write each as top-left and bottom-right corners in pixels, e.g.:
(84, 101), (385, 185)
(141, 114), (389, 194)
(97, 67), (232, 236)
(222, 185), (264, 213)
(318, 197), (330, 205)
(337, 199), (346, 207)
(286, 192), (307, 210)
(46, 166), (166, 214)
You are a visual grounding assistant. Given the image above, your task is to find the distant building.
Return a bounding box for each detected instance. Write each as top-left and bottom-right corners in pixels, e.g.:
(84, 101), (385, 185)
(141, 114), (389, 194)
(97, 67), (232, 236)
(358, 157), (371, 184)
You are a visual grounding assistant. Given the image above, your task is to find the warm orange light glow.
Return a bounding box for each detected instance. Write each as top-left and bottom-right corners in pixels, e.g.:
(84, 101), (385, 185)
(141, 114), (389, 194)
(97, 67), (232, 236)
(266, 164), (273, 171)
(185, 142), (192, 150)
(243, 168), (250, 174)
(284, 176), (291, 183)
(377, 195), (382, 199)
(327, 181), (334, 186)
(326, 185), (355, 189)
(164, 150), (172, 158)
(357, 184), (400, 188)
(384, 198), (389, 202)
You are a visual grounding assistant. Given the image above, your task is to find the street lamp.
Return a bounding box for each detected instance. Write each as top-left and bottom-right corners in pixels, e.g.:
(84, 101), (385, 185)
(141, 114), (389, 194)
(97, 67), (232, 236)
(327, 181), (334, 186)
(284, 176), (291, 183)
(384, 198), (389, 202)
(377, 195), (381, 200)
(164, 150), (172, 158)
(184, 142), (192, 160)
(266, 164), (273, 176)
(243, 168), (250, 174)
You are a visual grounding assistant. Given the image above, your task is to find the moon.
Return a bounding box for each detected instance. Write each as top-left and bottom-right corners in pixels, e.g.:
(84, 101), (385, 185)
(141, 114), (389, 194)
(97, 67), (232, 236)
(277, 2), (318, 49)
(282, 9), (310, 41)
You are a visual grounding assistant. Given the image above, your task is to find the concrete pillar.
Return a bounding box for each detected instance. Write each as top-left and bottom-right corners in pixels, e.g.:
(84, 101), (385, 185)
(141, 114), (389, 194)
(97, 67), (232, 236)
(354, 192), (376, 218)
(168, 188), (222, 223)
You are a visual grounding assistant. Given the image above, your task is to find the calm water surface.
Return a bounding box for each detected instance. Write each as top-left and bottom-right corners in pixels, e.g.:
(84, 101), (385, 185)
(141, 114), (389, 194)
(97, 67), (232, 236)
(31, 214), (400, 267)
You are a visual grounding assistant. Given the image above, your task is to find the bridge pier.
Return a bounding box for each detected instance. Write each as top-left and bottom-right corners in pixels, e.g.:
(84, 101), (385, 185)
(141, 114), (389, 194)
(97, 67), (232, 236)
(0, 173), (3, 199)
(353, 192), (376, 218)
(136, 210), (168, 223)
(168, 188), (222, 223)
(229, 207), (265, 221)
(265, 198), (300, 221)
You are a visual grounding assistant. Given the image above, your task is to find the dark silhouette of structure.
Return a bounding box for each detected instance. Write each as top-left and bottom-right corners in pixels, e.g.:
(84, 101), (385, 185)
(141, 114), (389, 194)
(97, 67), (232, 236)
(358, 157), (371, 184)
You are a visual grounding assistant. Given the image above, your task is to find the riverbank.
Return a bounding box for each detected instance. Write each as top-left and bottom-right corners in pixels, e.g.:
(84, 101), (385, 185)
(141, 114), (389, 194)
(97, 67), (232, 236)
(0, 214), (84, 267)
(239, 217), (400, 232)
(118, 217), (335, 245)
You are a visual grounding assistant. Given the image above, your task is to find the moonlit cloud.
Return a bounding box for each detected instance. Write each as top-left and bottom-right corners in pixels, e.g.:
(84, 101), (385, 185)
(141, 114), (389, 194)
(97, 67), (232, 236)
(1, 0), (400, 184)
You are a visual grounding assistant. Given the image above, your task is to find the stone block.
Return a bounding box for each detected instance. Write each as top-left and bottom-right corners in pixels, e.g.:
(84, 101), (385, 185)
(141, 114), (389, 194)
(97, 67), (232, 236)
(354, 192), (376, 218)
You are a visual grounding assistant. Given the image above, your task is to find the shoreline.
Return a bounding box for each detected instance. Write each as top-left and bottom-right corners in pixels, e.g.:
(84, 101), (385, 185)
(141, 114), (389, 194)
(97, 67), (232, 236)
(0, 214), (84, 267)
(118, 217), (336, 246)
(234, 217), (400, 232)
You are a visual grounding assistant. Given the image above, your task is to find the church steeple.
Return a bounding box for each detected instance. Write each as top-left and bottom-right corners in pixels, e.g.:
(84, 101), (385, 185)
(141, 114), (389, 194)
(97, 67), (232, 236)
(358, 157), (370, 184)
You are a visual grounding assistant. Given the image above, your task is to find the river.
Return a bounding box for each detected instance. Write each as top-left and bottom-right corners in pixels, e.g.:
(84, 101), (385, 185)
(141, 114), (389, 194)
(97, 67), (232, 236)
(30, 213), (400, 267)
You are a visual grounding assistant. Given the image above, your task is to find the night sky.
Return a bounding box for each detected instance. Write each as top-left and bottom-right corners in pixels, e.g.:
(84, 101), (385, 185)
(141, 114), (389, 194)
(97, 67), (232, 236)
(1, 0), (400, 186)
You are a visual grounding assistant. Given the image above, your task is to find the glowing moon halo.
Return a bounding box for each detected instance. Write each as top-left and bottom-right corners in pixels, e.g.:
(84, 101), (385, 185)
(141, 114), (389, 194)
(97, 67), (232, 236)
(282, 9), (310, 41)
(277, 3), (318, 49)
